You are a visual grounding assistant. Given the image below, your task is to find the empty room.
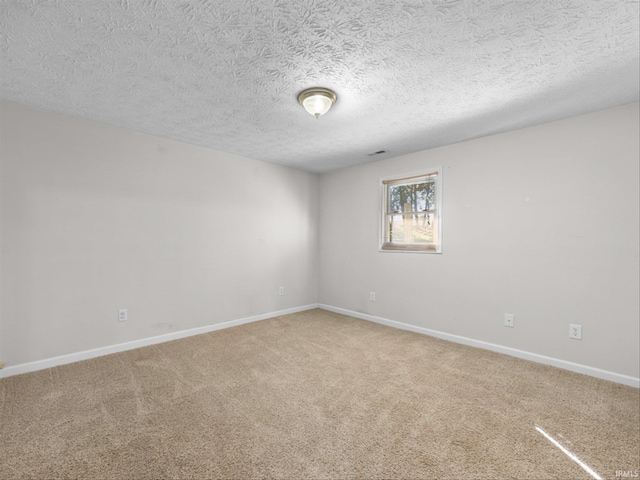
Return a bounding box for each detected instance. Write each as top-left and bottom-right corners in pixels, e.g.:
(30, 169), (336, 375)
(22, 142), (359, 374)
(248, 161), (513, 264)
(1, 1), (639, 479)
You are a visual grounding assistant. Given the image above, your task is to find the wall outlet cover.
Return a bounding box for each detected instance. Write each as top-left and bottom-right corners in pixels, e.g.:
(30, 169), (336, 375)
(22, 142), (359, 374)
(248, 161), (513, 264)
(504, 313), (514, 327)
(569, 324), (582, 340)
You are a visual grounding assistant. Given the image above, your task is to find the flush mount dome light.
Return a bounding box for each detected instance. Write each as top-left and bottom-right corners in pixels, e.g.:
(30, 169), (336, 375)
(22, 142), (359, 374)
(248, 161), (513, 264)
(298, 87), (337, 119)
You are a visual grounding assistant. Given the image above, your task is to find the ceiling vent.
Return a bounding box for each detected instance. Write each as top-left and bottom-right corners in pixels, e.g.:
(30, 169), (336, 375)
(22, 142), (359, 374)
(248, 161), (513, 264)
(367, 150), (388, 156)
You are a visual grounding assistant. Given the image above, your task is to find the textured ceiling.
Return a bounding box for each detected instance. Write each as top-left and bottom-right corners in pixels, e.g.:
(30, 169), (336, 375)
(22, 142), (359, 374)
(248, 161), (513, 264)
(1, 1), (638, 173)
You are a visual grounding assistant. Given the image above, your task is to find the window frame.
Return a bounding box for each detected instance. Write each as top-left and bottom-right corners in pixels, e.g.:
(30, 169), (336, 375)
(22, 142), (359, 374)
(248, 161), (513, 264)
(378, 168), (443, 254)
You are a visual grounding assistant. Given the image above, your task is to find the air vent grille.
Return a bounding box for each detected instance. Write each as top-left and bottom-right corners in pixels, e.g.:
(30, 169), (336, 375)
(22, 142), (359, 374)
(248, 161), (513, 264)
(367, 150), (388, 156)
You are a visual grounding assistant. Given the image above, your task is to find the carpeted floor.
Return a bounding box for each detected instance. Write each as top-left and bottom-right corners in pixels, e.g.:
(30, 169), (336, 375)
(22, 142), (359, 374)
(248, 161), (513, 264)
(1, 308), (638, 479)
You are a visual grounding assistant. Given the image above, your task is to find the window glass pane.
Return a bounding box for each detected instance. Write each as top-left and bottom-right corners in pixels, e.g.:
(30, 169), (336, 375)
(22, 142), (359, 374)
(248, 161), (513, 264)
(387, 212), (437, 245)
(388, 181), (436, 214)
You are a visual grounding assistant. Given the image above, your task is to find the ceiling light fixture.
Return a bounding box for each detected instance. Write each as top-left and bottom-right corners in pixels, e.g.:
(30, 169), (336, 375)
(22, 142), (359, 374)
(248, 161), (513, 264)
(298, 87), (337, 119)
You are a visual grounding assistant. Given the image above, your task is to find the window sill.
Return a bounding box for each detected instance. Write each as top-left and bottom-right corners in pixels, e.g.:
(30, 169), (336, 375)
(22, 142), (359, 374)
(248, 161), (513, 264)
(379, 244), (441, 254)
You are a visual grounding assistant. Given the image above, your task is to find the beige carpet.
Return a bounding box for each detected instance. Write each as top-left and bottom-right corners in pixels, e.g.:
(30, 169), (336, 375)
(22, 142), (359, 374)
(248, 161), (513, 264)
(1, 309), (638, 479)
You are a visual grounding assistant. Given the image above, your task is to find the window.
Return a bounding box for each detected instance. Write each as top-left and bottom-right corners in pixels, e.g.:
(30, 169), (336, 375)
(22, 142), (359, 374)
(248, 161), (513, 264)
(380, 169), (442, 253)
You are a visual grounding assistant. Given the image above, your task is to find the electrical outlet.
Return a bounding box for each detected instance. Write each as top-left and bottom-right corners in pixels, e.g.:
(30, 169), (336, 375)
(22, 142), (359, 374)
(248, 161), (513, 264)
(369, 291), (376, 302)
(118, 308), (128, 322)
(569, 324), (582, 340)
(279, 286), (285, 296)
(504, 313), (514, 328)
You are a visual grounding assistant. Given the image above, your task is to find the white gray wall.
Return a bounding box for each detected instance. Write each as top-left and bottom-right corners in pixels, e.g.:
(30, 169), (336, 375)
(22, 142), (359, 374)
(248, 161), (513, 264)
(318, 103), (639, 378)
(0, 102), (319, 366)
(2, 101), (638, 381)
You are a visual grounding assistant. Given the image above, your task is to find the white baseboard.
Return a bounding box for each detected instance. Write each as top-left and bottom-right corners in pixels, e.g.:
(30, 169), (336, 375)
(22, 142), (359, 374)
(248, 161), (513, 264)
(3, 303), (638, 388)
(318, 304), (640, 389)
(0, 304), (319, 379)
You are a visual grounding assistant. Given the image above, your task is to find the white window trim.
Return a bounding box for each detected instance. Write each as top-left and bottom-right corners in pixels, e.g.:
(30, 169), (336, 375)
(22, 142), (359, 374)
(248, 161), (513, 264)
(378, 167), (443, 254)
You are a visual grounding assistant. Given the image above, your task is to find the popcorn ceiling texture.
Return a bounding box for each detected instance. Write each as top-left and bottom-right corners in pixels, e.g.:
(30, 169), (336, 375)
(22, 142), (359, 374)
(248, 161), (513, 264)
(1, 0), (638, 172)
